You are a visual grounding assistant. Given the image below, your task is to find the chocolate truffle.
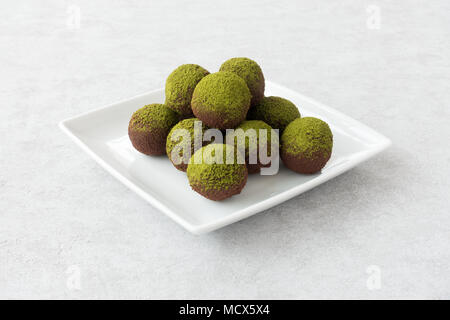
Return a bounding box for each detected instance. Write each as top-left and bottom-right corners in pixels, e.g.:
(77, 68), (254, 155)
(186, 144), (248, 201)
(227, 120), (279, 174)
(128, 104), (179, 155)
(191, 72), (251, 130)
(166, 118), (209, 172)
(165, 64), (209, 118)
(219, 57), (265, 107)
(248, 96), (300, 132)
(281, 117), (333, 174)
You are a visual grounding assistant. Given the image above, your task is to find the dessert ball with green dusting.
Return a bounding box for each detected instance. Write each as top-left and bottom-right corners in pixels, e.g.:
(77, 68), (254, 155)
(166, 118), (209, 172)
(128, 104), (179, 155)
(281, 117), (333, 174)
(227, 120), (279, 174)
(165, 64), (209, 118)
(219, 57), (265, 107)
(186, 144), (248, 201)
(191, 72), (251, 130)
(248, 96), (300, 132)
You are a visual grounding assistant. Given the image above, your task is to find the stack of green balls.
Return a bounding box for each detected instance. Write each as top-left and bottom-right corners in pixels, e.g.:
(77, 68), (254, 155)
(128, 58), (333, 201)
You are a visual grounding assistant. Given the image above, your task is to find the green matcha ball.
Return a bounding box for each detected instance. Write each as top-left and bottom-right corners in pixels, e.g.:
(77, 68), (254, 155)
(191, 71), (251, 130)
(186, 144), (248, 201)
(281, 117), (333, 174)
(166, 118), (209, 172)
(248, 96), (301, 133)
(165, 64), (210, 118)
(219, 57), (265, 107)
(227, 120), (279, 174)
(128, 103), (180, 155)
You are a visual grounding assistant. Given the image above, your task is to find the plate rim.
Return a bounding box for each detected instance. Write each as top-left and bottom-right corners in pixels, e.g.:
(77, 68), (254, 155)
(59, 82), (391, 235)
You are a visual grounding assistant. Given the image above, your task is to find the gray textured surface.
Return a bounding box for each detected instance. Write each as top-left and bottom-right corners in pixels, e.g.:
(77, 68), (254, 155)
(1, 0), (449, 299)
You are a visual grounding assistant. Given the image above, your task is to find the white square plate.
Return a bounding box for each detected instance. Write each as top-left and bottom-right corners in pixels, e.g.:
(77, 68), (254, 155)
(59, 82), (391, 234)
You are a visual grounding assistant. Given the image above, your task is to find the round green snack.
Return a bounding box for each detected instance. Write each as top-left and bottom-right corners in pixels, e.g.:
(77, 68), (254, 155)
(187, 144), (248, 201)
(165, 64), (209, 117)
(166, 118), (209, 172)
(227, 120), (279, 174)
(281, 117), (333, 174)
(128, 104), (179, 155)
(191, 72), (251, 130)
(248, 96), (300, 132)
(219, 57), (265, 107)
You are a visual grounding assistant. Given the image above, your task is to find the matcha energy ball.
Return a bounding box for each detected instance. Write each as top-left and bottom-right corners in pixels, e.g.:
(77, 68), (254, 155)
(220, 57), (265, 107)
(165, 64), (209, 117)
(128, 103), (179, 155)
(187, 144), (248, 201)
(191, 72), (251, 129)
(228, 120), (279, 174)
(166, 118), (209, 172)
(248, 96), (300, 133)
(281, 117), (333, 174)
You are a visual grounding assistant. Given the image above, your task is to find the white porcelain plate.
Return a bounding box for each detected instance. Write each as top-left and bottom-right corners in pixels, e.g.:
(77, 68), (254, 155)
(59, 82), (391, 234)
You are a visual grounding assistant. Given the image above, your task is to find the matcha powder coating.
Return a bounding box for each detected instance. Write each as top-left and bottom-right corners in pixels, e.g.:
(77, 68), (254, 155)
(128, 103), (180, 155)
(166, 118), (209, 172)
(191, 72), (251, 129)
(281, 117), (333, 174)
(129, 103), (179, 132)
(165, 64), (209, 117)
(187, 144), (248, 201)
(282, 117), (333, 158)
(248, 96), (300, 132)
(230, 120), (278, 173)
(220, 57), (265, 106)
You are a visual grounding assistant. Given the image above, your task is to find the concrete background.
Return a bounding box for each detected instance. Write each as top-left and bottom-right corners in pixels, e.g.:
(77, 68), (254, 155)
(1, 0), (449, 299)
